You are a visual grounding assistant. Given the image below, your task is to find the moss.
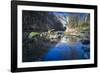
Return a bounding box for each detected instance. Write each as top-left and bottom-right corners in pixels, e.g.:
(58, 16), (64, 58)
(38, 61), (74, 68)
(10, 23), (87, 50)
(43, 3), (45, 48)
(29, 32), (39, 38)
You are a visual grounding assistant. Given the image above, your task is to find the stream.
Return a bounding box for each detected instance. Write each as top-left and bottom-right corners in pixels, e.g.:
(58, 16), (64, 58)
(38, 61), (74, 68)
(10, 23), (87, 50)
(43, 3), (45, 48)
(43, 36), (90, 61)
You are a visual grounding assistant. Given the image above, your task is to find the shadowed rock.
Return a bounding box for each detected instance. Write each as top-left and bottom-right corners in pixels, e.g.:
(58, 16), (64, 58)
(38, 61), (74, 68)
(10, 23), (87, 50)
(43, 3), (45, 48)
(22, 10), (65, 32)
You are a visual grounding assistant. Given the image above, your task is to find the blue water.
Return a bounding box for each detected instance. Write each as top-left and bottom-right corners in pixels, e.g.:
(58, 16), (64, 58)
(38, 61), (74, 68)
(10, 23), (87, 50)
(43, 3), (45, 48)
(43, 41), (90, 61)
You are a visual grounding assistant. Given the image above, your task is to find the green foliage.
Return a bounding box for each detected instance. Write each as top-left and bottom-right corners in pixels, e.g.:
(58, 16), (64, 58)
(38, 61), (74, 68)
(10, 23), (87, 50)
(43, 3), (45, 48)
(28, 32), (39, 38)
(80, 22), (89, 27)
(77, 22), (90, 32)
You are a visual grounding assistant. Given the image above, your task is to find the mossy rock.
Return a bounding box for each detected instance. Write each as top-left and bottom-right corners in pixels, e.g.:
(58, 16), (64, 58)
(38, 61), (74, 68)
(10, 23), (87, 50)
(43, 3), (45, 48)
(29, 32), (39, 38)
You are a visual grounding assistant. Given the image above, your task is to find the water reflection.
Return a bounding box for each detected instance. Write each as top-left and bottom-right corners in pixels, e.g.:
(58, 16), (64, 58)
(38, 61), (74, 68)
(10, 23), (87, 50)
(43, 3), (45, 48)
(22, 31), (90, 62)
(43, 36), (90, 61)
